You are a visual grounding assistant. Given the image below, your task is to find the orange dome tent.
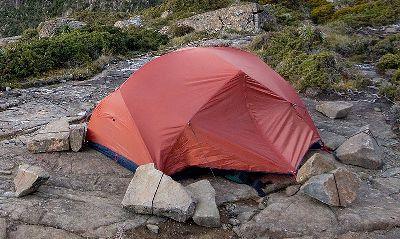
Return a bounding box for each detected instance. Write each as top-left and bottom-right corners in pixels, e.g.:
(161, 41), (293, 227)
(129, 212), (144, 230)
(87, 47), (321, 175)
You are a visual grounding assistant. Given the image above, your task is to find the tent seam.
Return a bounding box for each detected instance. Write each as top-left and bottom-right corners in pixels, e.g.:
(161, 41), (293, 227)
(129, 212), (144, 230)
(241, 72), (295, 172)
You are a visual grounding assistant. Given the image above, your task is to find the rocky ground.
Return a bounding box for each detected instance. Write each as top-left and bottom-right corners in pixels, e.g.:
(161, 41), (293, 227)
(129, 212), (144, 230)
(0, 36), (399, 239)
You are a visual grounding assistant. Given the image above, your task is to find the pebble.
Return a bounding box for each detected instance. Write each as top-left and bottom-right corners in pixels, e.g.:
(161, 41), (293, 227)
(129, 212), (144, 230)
(146, 224), (159, 234)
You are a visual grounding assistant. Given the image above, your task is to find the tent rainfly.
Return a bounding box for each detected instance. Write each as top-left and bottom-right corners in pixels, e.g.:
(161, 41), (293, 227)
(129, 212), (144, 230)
(87, 47), (321, 175)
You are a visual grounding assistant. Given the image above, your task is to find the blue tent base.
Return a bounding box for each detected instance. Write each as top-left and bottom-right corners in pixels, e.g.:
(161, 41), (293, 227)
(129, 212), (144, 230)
(89, 142), (138, 172)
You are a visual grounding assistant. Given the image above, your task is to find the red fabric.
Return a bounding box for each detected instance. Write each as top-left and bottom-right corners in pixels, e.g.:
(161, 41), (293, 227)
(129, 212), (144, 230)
(87, 47), (320, 175)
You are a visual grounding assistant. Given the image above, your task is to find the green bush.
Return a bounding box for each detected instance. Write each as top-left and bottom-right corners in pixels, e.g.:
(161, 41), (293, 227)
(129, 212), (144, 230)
(370, 33), (400, 59)
(332, 0), (400, 28)
(377, 53), (400, 71)
(311, 4), (335, 23)
(251, 25), (323, 66)
(0, 27), (168, 86)
(392, 68), (400, 85)
(170, 25), (195, 37)
(276, 51), (342, 90)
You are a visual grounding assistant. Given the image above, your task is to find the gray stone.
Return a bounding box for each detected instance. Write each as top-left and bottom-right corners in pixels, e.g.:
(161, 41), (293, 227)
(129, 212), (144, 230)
(0, 35), (21, 47)
(332, 168), (361, 206)
(114, 16), (143, 28)
(69, 123), (87, 152)
(186, 180), (220, 228)
(176, 3), (273, 34)
(210, 177), (259, 205)
(300, 173), (340, 206)
(38, 18), (86, 38)
(0, 218), (6, 239)
(335, 132), (382, 169)
(122, 164), (196, 222)
(285, 184), (301, 196)
(9, 225), (82, 239)
(316, 101), (353, 119)
(0, 170), (12, 175)
(237, 194), (337, 238)
(27, 118), (70, 153)
(296, 153), (337, 183)
(146, 224), (159, 234)
(229, 218), (241, 226)
(14, 164), (49, 197)
(320, 130), (347, 150)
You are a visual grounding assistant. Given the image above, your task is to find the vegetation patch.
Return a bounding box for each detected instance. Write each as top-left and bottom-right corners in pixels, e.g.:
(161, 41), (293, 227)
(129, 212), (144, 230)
(331, 0), (400, 28)
(0, 27), (168, 87)
(249, 25), (364, 92)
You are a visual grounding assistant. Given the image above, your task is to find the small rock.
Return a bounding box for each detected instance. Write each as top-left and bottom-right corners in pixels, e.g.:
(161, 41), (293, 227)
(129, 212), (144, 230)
(2, 191), (14, 198)
(186, 180), (220, 228)
(69, 123), (87, 152)
(300, 173), (340, 206)
(14, 164), (49, 197)
(114, 16), (143, 28)
(146, 216), (167, 225)
(27, 118), (70, 153)
(0, 218), (6, 239)
(316, 101), (353, 119)
(0, 170), (12, 175)
(373, 107), (382, 112)
(335, 132), (382, 169)
(332, 168), (360, 206)
(257, 197), (268, 210)
(5, 87), (11, 92)
(222, 223), (231, 230)
(296, 153), (336, 183)
(262, 174), (296, 193)
(285, 185), (301, 196)
(229, 218), (240, 226)
(122, 164), (196, 222)
(146, 224), (159, 234)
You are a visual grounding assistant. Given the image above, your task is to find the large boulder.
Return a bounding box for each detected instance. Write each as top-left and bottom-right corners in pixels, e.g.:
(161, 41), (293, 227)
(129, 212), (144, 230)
(114, 16), (143, 29)
(122, 164), (196, 222)
(38, 18), (86, 38)
(186, 180), (220, 228)
(316, 101), (353, 119)
(236, 193), (337, 238)
(9, 225), (82, 239)
(27, 118), (70, 153)
(69, 123), (87, 152)
(335, 132), (382, 169)
(176, 3), (274, 34)
(300, 173), (340, 206)
(296, 153), (337, 183)
(14, 164), (50, 197)
(332, 168), (361, 206)
(301, 168), (360, 207)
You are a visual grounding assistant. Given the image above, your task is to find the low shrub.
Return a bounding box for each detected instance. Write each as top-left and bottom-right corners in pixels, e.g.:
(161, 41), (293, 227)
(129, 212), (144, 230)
(332, 0), (400, 28)
(276, 51), (343, 91)
(377, 53), (400, 71)
(170, 25), (195, 37)
(392, 68), (400, 85)
(0, 27), (168, 86)
(311, 3), (335, 23)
